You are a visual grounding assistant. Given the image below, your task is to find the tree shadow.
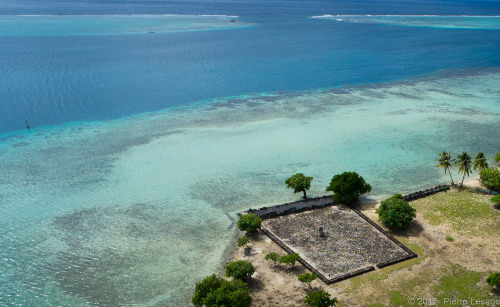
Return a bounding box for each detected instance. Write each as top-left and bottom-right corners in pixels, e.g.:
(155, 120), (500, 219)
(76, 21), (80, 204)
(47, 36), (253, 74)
(492, 286), (500, 296)
(246, 277), (265, 291)
(352, 201), (378, 211)
(287, 265), (306, 274)
(389, 220), (425, 238)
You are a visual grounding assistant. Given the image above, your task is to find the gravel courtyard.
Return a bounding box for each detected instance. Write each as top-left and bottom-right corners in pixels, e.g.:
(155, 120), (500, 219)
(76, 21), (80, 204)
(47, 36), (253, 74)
(262, 205), (414, 282)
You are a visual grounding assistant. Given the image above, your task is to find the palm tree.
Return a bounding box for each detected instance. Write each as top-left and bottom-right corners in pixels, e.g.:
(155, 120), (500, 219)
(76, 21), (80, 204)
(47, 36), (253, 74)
(435, 151), (455, 185)
(473, 152), (489, 171)
(455, 152), (472, 188)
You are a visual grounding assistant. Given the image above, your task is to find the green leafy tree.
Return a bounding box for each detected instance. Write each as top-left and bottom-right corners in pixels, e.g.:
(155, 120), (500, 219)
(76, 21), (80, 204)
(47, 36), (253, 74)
(192, 274), (225, 307)
(326, 172), (371, 204)
(479, 168), (500, 193)
(376, 194), (416, 229)
(495, 148), (500, 164)
(486, 272), (500, 288)
(473, 152), (489, 171)
(237, 235), (250, 247)
(303, 290), (338, 307)
(298, 272), (317, 289)
(491, 195), (500, 207)
(279, 252), (299, 268)
(203, 278), (252, 307)
(455, 152), (472, 188)
(286, 173), (314, 199)
(237, 214), (262, 234)
(264, 252), (280, 266)
(435, 151), (455, 185)
(225, 260), (255, 280)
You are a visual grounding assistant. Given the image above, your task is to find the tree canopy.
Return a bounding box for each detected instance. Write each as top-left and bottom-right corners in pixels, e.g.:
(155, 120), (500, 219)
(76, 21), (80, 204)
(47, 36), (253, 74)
(237, 214), (262, 234)
(435, 151), (455, 185)
(303, 290), (338, 307)
(225, 260), (255, 280)
(192, 274), (252, 307)
(326, 172), (371, 204)
(264, 252), (280, 265)
(473, 152), (489, 171)
(285, 173), (314, 199)
(495, 149), (500, 164)
(376, 194), (416, 229)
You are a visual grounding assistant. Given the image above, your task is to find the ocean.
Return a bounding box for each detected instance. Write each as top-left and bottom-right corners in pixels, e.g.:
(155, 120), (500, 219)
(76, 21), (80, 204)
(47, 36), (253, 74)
(0, 0), (499, 305)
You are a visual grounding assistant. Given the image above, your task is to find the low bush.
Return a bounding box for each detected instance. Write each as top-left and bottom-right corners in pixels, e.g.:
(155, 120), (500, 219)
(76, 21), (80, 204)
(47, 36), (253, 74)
(279, 252), (299, 267)
(491, 195), (500, 207)
(298, 272), (317, 289)
(237, 214), (262, 234)
(303, 290), (338, 307)
(237, 235), (250, 247)
(376, 194), (416, 229)
(486, 272), (500, 288)
(225, 260), (255, 280)
(264, 252), (280, 265)
(479, 168), (500, 193)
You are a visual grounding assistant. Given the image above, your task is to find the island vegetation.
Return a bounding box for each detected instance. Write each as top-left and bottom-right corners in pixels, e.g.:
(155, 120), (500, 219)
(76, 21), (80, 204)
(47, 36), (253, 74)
(192, 149), (500, 306)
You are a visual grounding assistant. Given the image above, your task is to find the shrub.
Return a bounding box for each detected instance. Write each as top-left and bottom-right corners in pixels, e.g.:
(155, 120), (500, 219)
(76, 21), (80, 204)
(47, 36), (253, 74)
(279, 252), (299, 267)
(486, 272), (500, 288)
(445, 235), (454, 242)
(376, 194), (416, 229)
(237, 214), (262, 234)
(225, 260), (255, 280)
(298, 272), (317, 289)
(326, 172), (371, 205)
(237, 235), (250, 247)
(202, 278), (252, 307)
(303, 290), (338, 307)
(491, 195), (500, 207)
(479, 168), (500, 193)
(495, 149), (500, 164)
(264, 252), (280, 265)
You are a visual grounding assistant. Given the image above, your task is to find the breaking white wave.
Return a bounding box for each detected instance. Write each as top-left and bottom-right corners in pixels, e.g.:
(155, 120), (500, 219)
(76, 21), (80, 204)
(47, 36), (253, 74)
(312, 14), (500, 30)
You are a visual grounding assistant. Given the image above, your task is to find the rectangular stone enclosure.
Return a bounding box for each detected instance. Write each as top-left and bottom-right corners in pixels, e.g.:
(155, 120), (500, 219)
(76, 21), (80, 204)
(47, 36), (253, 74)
(261, 205), (416, 284)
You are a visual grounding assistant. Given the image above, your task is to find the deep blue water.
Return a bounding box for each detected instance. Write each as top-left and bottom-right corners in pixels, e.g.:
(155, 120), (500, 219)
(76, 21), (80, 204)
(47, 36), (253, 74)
(0, 0), (499, 133)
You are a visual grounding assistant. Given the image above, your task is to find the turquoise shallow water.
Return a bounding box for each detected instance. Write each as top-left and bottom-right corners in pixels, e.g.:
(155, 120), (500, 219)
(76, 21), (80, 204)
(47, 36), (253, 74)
(0, 15), (252, 36)
(0, 68), (499, 305)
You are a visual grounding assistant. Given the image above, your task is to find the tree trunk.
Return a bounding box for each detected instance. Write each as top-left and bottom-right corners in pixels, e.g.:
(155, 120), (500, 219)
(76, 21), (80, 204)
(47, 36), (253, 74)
(460, 173), (465, 188)
(448, 169), (455, 185)
(303, 190), (307, 199)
